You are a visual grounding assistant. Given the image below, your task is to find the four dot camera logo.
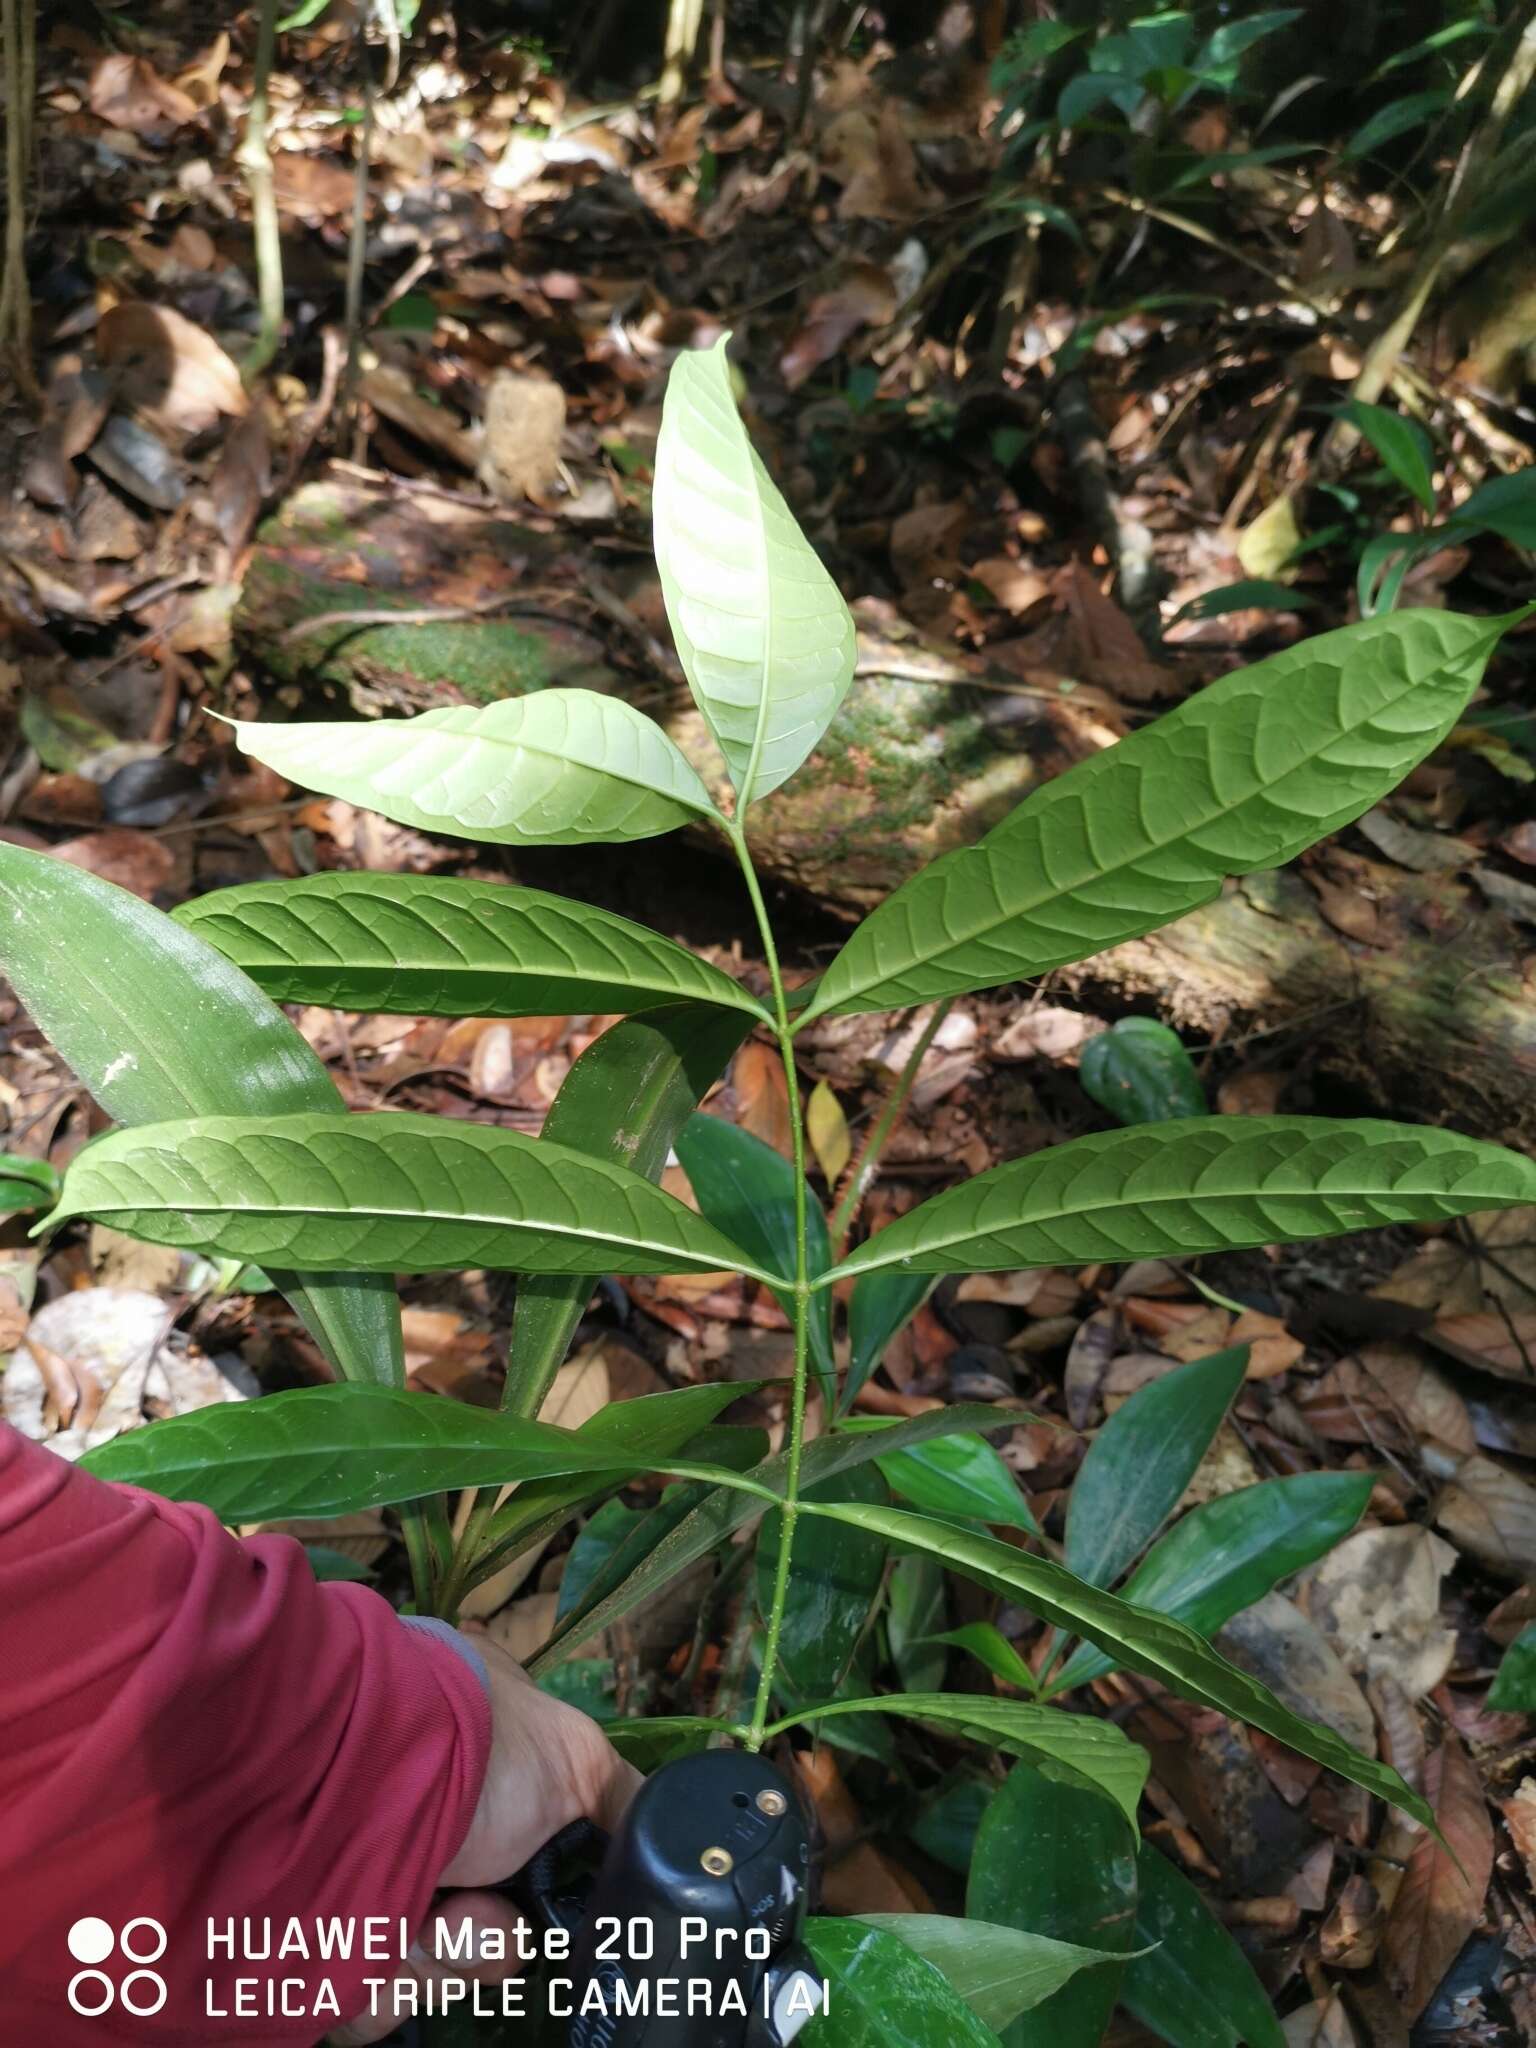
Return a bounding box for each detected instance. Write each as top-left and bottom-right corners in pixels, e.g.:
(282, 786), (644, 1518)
(67, 1916), (169, 2018)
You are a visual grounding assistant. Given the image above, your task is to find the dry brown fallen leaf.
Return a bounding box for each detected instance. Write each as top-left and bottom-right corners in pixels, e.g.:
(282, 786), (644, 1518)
(731, 1039), (793, 1158)
(1433, 1451), (1536, 1580)
(1501, 1777), (1536, 1894)
(780, 265), (897, 389)
(1380, 1729), (1495, 2022)
(1306, 1524), (1458, 1701)
(97, 302), (247, 434)
(478, 370), (567, 502)
(88, 53), (199, 141)
(52, 827), (176, 900)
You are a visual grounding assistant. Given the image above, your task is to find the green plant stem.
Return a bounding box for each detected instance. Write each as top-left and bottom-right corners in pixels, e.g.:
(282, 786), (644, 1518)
(240, 0), (284, 380)
(828, 996), (952, 1252)
(728, 822), (811, 1752)
(399, 1499), (442, 1616)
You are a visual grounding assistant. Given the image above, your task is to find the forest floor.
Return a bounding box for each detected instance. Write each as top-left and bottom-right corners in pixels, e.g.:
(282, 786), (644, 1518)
(3, 8), (1536, 2045)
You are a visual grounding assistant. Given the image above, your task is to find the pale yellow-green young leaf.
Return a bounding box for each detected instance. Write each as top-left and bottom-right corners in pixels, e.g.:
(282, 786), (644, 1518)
(1236, 494), (1302, 582)
(807, 1078), (851, 1185)
(653, 336), (856, 806)
(223, 691), (719, 847)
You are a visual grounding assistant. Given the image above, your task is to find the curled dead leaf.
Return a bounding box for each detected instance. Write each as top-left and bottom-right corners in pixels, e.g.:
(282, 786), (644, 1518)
(97, 302), (247, 434)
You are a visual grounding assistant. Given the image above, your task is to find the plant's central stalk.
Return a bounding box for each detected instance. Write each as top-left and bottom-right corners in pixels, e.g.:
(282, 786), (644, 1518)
(728, 823), (811, 1752)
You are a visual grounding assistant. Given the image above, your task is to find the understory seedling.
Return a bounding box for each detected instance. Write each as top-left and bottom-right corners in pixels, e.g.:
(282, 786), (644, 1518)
(5, 336), (1535, 2042)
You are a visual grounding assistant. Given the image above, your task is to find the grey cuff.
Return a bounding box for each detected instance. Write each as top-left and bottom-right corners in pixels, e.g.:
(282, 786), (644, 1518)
(399, 1613), (492, 1697)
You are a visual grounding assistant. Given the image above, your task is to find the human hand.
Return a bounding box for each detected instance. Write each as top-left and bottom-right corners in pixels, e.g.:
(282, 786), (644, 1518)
(332, 1628), (640, 2044)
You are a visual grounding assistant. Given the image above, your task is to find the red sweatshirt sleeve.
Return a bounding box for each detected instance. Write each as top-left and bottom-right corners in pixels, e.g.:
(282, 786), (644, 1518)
(0, 1421), (491, 2045)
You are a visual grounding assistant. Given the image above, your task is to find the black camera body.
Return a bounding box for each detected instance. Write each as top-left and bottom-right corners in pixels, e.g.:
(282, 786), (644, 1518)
(521, 1750), (823, 2048)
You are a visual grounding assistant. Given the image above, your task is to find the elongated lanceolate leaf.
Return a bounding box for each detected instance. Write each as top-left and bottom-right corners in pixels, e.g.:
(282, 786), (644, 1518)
(49, 1110), (776, 1281)
(0, 843), (401, 1385)
(511, 1006), (752, 1406)
(77, 1383), (742, 1522)
(224, 690), (718, 846)
(1052, 1470), (1375, 1693)
(1065, 1347), (1247, 1590)
(828, 1117), (1536, 1281)
(175, 872), (768, 1022)
(799, 1499), (1433, 1827)
(784, 1693), (1148, 1830)
(654, 337), (856, 805)
(803, 608), (1526, 1021)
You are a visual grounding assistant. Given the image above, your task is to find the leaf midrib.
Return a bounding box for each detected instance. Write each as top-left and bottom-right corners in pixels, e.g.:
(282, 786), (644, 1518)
(68, 1178), (779, 1283)
(245, 711), (720, 820)
(824, 1168), (1504, 1283)
(811, 646), (1461, 1015)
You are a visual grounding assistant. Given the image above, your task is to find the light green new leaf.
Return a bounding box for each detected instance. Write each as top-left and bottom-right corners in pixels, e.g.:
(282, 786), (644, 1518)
(531, 1403), (1017, 1671)
(175, 873), (768, 1022)
(828, 1117), (1536, 1281)
(224, 690), (718, 846)
(802, 1920), (1001, 2048)
(653, 337), (856, 805)
(802, 608), (1526, 1021)
(1066, 1347), (1248, 1590)
(49, 1110), (777, 1281)
(781, 1691), (1148, 1831)
(0, 842), (401, 1386)
(840, 1420), (1041, 1534)
(1122, 1845), (1284, 2048)
(1052, 1470), (1375, 1692)
(926, 1622), (1040, 1694)
(77, 1384), (662, 1521)
(798, 1498), (1433, 1828)
(855, 1916), (1125, 2034)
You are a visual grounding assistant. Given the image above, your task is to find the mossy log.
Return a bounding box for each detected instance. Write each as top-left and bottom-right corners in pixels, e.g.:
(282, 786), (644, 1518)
(237, 478), (1536, 1144)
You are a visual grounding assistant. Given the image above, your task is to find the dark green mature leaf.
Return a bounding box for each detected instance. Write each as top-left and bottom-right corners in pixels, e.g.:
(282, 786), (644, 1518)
(1451, 470), (1536, 550)
(802, 609), (1525, 1021)
(50, 1110), (776, 1281)
(653, 336), (856, 807)
(827, 1117), (1536, 1281)
(0, 1152), (60, 1217)
(530, 1404), (1017, 1671)
(1487, 1624), (1536, 1712)
(968, 1762), (1139, 2048)
(556, 1499), (649, 1622)
(677, 1112), (835, 1403)
(757, 1465), (888, 1700)
(174, 873), (768, 1022)
(1079, 1018), (1207, 1126)
(799, 1499), (1432, 1827)
(77, 1385), (668, 1520)
(0, 842), (401, 1386)
(1339, 400), (1435, 512)
(1052, 1470), (1377, 1692)
(842, 1420), (1040, 1533)
(1342, 89), (1451, 162)
(844, 1271), (934, 1413)
(860, 1914), (1125, 2033)
(1066, 1348), (1247, 1591)
(802, 1920), (1000, 2048)
(224, 690), (718, 846)
(510, 1006), (751, 1406)
(1121, 1845), (1284, 2048)
(785, 1692), (1148, 1830)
